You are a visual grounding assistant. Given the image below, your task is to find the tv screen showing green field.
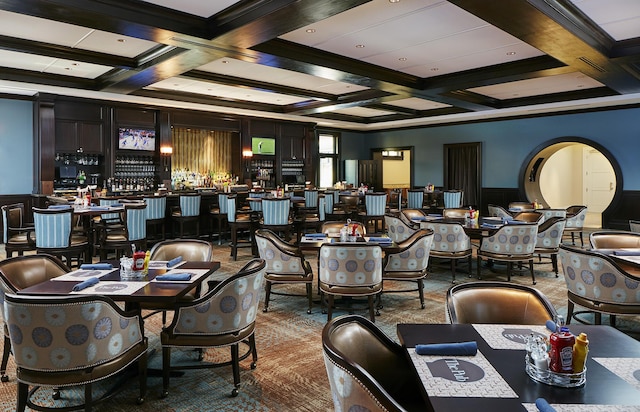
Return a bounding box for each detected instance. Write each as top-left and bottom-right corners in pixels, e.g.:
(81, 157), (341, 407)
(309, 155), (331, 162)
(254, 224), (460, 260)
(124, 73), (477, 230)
(252, 137), (275, 155)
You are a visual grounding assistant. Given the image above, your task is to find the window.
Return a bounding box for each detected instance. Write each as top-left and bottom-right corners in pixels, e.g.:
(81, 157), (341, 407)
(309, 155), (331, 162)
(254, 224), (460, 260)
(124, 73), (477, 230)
(318, 133), (339, 188)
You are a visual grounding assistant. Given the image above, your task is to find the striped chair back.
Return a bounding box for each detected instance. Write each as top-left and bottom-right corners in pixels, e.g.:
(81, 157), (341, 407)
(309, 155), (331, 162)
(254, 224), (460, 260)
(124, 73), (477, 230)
(407, 190), (424, 209)
(180, 194), (201, 217)
(227, 197), (238, 223)
(323, 192), (335, 215)
(319, 196), (326, 221)
(125, 203), (147, 241)
(218, 193), (233, 214)
(304, 190), (319, 209)
(443, 190), (463, 208)
(262, 198), (291, 225)
(98, 197), (122, 222)
(33, 208), (73, 248)
(143, 195), (166, 221)
(365, 193), (387, 216)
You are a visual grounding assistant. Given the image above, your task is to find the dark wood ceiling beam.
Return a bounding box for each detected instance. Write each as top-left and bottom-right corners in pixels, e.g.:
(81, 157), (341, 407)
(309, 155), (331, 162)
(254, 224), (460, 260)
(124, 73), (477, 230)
(283, 90), (392, 115)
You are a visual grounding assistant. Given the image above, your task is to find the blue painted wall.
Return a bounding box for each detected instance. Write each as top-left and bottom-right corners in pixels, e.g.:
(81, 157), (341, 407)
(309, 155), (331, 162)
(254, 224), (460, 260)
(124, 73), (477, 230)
(346, 107), (640, 190)
(0, 99), (33, 195)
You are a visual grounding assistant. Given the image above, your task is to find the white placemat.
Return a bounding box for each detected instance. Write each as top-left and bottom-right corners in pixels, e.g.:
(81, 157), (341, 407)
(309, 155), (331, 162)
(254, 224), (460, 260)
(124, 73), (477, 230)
(70, 281), (147, 295)
(473, 324), (550, 350)
(523, 403), (640, 411)
(408, 349), (517, 398)
(593, 358), (640, 392)
(52, 268), (117, 281)
(300, 236), (334, 243)
(147, 260), (186, 269)
(150, 268), (211, 283)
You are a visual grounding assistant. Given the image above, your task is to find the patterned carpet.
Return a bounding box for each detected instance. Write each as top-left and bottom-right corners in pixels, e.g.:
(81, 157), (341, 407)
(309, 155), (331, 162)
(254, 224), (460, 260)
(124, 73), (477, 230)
(1, 241), (639, 411)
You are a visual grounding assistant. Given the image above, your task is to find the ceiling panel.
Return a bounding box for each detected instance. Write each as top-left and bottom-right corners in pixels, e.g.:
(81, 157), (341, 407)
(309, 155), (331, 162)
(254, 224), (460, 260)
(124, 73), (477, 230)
(384, 97), (451, 110)
(331, 106), (398, 117)
(0, 49), (112, 78)
(569, 0), (640, 41)
(140, 0), (241, 18)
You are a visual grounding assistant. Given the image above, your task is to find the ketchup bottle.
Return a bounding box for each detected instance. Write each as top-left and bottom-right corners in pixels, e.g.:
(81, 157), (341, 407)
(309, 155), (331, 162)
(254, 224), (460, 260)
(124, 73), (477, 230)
(549, 321), (575, 373)
(132, 244), (146, 271)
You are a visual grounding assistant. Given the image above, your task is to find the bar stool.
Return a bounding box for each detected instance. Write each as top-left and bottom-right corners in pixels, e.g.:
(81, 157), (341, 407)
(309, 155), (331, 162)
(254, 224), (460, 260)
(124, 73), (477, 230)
(358, 192), (387, 233)
(210, 192), (233, 244)
(171, 193), (201, 239)
(227, 196), (254, 261)
(97, 202), (147, 260)
(260, 198), (294, 241)
(143, 194), (166, 243)
(33, 206), (89, 269)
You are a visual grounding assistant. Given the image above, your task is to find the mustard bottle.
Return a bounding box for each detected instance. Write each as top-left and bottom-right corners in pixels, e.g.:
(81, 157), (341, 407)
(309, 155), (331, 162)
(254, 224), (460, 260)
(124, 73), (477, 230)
(572, 332), (589, 373)
(143, 250), (151, 274)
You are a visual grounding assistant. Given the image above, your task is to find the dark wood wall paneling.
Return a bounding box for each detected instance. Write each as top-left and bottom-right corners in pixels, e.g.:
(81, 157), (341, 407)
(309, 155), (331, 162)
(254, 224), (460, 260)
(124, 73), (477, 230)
(603, 191), (640, 230)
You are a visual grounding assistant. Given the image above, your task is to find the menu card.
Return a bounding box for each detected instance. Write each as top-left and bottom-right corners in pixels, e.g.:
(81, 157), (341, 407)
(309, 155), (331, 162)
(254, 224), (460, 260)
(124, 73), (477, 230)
(70, 281), (147, 295)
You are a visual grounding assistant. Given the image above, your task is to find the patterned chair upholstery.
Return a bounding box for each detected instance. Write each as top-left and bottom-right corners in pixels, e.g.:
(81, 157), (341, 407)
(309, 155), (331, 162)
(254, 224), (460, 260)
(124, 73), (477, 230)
(563, 205), (587, 246)
(4, 294), (148, 411)
(322, 315), (427, 412)
(358, 193), (387, 233)
(1, 203), (35, 257)
(541, 208), (567, 221)
(446, 281), (557, 324)
(0, 254), (70, 383)
(422, 221), (472, 282)
(143, 195), (167, 242)
(443, 190), (463, 208)
(476, 223), (539, 284)
(97, 203), (147, 260)
(381, 229), (433, 309)
(487, 204), (512, 219)
(407, 189), (424, 210)
(384, 214), (416, 243)
(160, 259), (266, 398)
(534, 217), (566, 275)
(558, 245), (640, 326)
(33, 207), (89, 269)
(255, 229), (314, 314)
(171, 193), (201, 239)
(318, 243), (383, 322)
(629, 220), (640, 233)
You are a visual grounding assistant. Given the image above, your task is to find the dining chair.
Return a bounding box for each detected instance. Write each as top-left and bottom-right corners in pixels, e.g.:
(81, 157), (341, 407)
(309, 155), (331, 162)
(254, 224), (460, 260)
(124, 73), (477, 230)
(171, 192), (201, 239)
(320, 220), (367, 237)
(160, 259), (266, 398)
(210, 192), (234, 244)
(487, 204), (511, 219)
(630, 220), (640, 233)
(559, 244), (640, 327)
(384, 213), (416, 243)
(540, 208), (567, 221)
(445, 281), (557, 324)
(422, 220), (473, 283)
(1, 203), (36, 257)
(386, 189), (402, 213)
(476, 222), (539, 284)
(255, 228), (314, 314)
(296, 189), (321, 233)
(513, 211), (545, 224)
(318, 243), (383, 322)
(588, 230), (640, 249)
(4, 293), (148, 411)
(563, 205), (588, 246)
(358, 192), (387, 233)
(227, 195), (254, 260)
(534, 217), (566, 275)
(0, 254), (70, 383)
(322, 315), (427, 412)
(143, 194), (166, 243)
(337, 194), (361, 220)
(96, 202), (147, 260)
(508, 201), (535, 213)
(442, 208), (469, 220)
(380, 229), (433, 309)
(260, 197), (294, 241)
(32, 206), (89, 269)
(407, 189), (424, 210)
(399, 208), (426, 229)
(443, 190), (463, 208)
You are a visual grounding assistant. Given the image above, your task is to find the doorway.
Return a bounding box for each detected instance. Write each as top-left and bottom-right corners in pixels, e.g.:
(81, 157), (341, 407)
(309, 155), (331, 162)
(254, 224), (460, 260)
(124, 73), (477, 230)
(522, 138), (621, 228)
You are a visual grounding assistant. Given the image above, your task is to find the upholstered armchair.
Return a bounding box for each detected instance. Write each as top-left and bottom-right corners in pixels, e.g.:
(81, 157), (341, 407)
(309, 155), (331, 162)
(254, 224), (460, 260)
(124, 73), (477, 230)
(0, 254), (70, 383)
(534, 217), (566, 275)
(630, 220), (640, 233)
(564, 205), (587, 246)
(487, 204), (511, 219)
(322, 315), (427, 412)
(384, 213), (416, 243)
(160, 259), (266, 398)
(442, 208), (469, 220)
(4, 294), (148, 411)
(541, 208), (567, 221)
(254, 229), (314, 314)
(558, 244), (640, 326)
(320, 220), (367, 237)
(296, 189), (322, 233)
(400, 208), (426, 229)
(422, 221), (472, 282)
(33, 207), (89, 269)
(446, 281), (557, 324)
(96, 202), (147, 260)
(1, 203), (35, 257)
(513, 211), (544, 224)
(318, 243), (383, 322)
(443, 190), (463, 208)
(589, 230), (640, 250)
(476, 223), (539, 284)
(381, 229), (433, 309)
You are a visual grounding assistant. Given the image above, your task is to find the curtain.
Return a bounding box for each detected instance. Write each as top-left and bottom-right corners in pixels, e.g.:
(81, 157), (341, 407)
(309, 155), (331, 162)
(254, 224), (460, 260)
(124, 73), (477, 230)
(444, 143), (481, 208)
(171, 128), (232, 175)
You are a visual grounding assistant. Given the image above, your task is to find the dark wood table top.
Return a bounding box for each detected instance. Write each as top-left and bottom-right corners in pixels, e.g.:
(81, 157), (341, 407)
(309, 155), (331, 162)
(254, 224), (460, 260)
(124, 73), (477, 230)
(17, 261), (220, 305)
(397, 323), (640, 411)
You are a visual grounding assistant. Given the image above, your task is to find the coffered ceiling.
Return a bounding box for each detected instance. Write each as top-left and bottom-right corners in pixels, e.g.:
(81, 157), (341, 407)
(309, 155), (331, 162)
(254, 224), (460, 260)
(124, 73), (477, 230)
(0, 0), (639, 131)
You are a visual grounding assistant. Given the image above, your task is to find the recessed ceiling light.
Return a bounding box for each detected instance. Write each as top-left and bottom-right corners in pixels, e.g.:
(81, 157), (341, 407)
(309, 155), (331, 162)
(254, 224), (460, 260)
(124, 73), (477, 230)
(389, 0), (400, 3)
(117, 39), (126, 43)
(306, 29), (316, 33)
(398, 57), (407, 61)
(222, 60), (229, 64)
(355, 44), (365, 48)
(430, 67), (439, 71)
(506, 51), (516, 55)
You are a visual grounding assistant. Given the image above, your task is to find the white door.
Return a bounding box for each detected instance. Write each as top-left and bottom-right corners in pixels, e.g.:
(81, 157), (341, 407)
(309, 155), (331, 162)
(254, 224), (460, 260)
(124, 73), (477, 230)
(583, 148), (616, 228)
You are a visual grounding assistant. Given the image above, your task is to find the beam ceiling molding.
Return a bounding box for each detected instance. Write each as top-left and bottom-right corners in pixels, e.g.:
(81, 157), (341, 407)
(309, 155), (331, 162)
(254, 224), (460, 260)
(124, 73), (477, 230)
(283, 89), (393, 116)
(449, 0), (640, 94)
(0, 67), (99, 90)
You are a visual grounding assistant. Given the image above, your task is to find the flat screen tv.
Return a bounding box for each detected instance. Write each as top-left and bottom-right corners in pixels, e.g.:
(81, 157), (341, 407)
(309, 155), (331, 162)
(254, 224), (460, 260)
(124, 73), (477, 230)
(118, 128), (156, 151)
(252, 137), (275, 155)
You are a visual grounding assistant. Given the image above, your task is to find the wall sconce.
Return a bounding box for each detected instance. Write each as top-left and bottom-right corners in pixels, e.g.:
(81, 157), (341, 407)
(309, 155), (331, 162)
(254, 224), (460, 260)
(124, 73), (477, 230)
(242, 149), (253, 173)
(160, 145), (173, 171)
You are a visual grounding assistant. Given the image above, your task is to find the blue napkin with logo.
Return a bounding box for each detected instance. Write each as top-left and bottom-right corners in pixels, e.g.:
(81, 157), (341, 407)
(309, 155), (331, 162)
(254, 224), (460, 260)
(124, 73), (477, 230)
(166, 256), (183, 267)
(535, 398), (557, 412)
(415, 341), (477, 356)
(613, 249), (640, 256)
(72, 277), (99, 291)
(155, 273), (192, 281)
(305, 233), (327, 238)
(80, 263), (113, 270)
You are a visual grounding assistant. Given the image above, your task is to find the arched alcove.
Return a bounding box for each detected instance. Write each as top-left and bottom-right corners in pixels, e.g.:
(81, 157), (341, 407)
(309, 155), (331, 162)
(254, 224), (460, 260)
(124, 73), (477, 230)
(520, 137), (623, 228)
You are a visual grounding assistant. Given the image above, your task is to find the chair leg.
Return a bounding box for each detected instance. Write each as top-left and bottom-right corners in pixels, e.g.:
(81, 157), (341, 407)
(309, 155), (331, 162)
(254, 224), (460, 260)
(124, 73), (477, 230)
(594, 312), (602, 325)
(529, 259), (536, 285)
(417, 279), (425, 309)
(566, 300), (575, 324)
(1, 335), (10, 382)
(263, 281), (272, 313)
(306, 283), (313, 314)
(367, 295), (375, 322)
(230, 343), (240, 397)
(610, 315), (617, 328)
(507, 262), (512, 282)
(161, 346), (171, 398)
(17, 382), (28, 412)
(476, 256), (482, 279)
(85, 382), (93, 412)
(249, 334), (258, 369)
(579, 230), (584, 247)
(327, 295), (334, 321)
(571, 232), (576, 245)
(450, 259), (456, 283)
(137, 350), (147, 405)
(551, 254), (559, 276)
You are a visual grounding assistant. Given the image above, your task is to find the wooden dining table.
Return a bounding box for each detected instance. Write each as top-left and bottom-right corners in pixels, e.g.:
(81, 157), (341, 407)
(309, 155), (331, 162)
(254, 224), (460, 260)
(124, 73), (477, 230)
(397, 323), (640, 411)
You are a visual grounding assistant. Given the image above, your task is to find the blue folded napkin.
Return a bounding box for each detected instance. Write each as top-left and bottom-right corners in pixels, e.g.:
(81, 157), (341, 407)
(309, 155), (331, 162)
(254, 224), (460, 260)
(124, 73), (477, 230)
(110, 203), (123, 208)
(305, 233), (327, 238)
(535, 398), (557, 412)
(411, 217), (427, 221)
(545, 319), (557, 332)
(49, 204), (71, 209)
(481, 223), (501, 229)
(155, 273), (192, 281)
(428, 214), (442, 217)
(368, 237), (392, 243)
(89, 206), (110, 211)
(80, 263), (113, 270)
(166, 256), (183, 267)
(415, 341), (477, 356)
(72, 277), (99, 291)
(613, 249), (640, 256)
